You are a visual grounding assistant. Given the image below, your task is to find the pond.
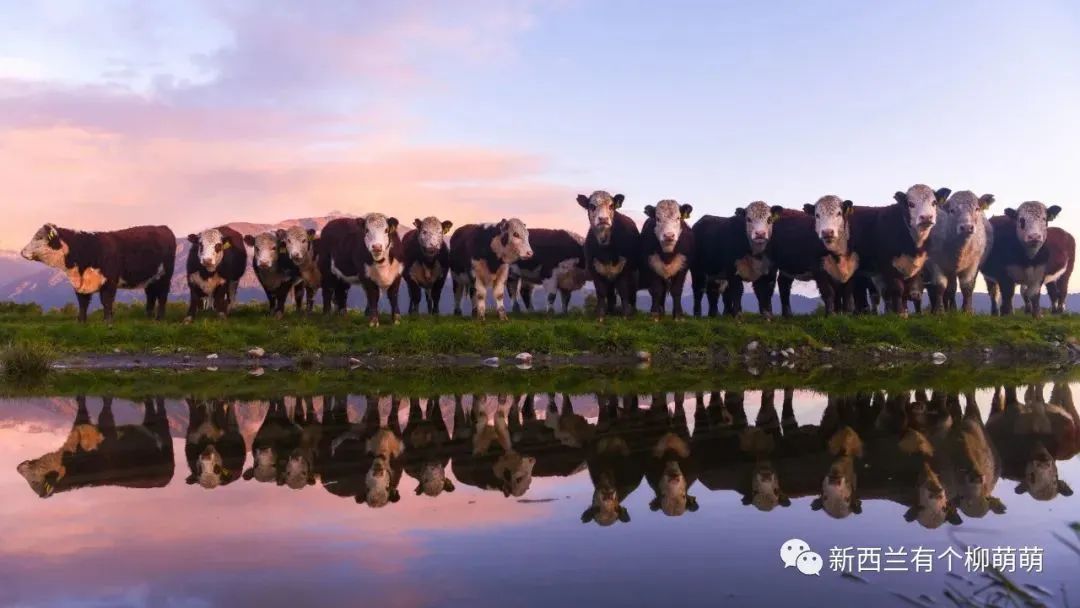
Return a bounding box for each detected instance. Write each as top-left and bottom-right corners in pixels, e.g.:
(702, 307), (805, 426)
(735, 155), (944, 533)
(1, 374), (1077, 607)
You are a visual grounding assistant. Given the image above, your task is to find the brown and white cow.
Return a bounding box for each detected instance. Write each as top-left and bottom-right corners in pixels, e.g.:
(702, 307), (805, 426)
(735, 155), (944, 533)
(242, 398), (303, 484)
(244, 230), (303, 319)
(402, 396), (455, 497)
(449, 220), (533, 320)
(450, 394), (537, 497)
(185, 398), (246, 489)
(716, 202), (784, 317)
(17, 396), (173, 498)
(506, 228), (589, 314)
(983, 202), (1073, 317)
(640, 200), (695, 319)
(581, 394), (647, 526)
(987, 384), (1078, 501)
(401, 217), (452, 315)
(185, 226), (247, 322)
(577, 191), (641, 320)
(279, 226), (320, 313)
(811, 426), (863, 518)
(319, 214), (404, 326)
(925, 191), (995, 313)
(20, 224), (175, 322)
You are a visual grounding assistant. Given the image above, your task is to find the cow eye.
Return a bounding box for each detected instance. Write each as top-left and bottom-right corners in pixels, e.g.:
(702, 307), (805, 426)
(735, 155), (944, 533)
(215, 244), (223, 252)
(1019, 219), (1026, 229)
(908, 201), (915, 208)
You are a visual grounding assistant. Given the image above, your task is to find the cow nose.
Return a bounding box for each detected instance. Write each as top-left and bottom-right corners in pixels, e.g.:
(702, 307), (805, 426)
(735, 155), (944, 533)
(521, 249), (534, 260)
(1027, 236), (1042, 244)
(820, 229), (836, 240)
(371, 244), (384, 253)
(663, 232), (676, 242)
(960, 224), (975, 234)
(596, 218), (611, 226)
(291, 253), (303, 262)
(753, 231), (767, 240)
(918, 214), (934, 225)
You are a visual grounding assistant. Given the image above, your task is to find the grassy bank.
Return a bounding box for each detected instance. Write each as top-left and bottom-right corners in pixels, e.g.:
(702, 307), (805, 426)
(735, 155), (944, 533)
(0, 301), (1078, 362)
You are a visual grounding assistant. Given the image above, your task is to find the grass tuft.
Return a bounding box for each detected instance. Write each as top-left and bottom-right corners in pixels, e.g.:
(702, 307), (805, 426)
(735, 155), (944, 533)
(1, 340), (54, 383)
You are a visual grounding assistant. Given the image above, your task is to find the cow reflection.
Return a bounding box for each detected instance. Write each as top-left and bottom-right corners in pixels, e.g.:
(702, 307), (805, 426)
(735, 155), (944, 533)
(403, 396), (454, 497)
(283, 397), (321, 489)
(644, 392), (699, 516)
(938, 391), (1005, 519)
(989, 384), (1077, 501)
(510, 394), (589, 480)
(242, 398), (303, 484)
(452, 394), (536, 498)
(18, 396), (173, 498)
(581, 394), (646, 526)
(185, 398), (245, 488)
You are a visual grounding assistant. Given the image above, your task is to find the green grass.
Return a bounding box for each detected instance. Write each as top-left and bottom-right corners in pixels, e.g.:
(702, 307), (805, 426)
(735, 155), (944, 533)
(0, 339), (55, 383)
(0, 301), (1076, 361)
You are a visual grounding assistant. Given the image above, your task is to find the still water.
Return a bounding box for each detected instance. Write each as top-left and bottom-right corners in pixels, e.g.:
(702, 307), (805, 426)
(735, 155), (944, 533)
(1, 381), (1077, 607)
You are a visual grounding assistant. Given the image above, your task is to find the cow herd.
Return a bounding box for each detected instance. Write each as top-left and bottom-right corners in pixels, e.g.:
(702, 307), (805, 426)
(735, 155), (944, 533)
(15, 385), (1077, 526)
(18, 184), (1075, 323)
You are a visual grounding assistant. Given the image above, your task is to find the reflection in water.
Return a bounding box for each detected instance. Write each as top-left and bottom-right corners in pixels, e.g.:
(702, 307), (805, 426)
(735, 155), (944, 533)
(11, 385), (1079, 528)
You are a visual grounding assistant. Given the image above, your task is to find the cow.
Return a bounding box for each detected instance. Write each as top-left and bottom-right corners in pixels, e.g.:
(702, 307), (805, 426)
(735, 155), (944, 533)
(450, 394), (536, 497)
(580, 394), (647, 526)
(185, 398), (246, 489)
(244, 230), (303, 318)
(508, 394), (590, 479)
(639, 200), (695, 319)
(282, 397), (322, 490)
(279, 226), (321, 314)
(20, 224), (175, 322)
(983, 202), (1072, 317)
(643, 394), (699, 516)
(317, 217), (359, 315)
(505, 229), (589, 314)
(318, 214), (405, 325)
(401, 217), (452, 315)
(402, 396), (455, 497)
(242, 398), (302, 484)
(804, 196), (862, 314)
(577, 191), (640, 320)
(848, 186), (950, 315)
(16, 396), (173, 498)
(185, 226), (247, 323)
(924, 191), (995, 313)
(449, 220), (534, 321)
(691, 202), (783, 317)
(689, 215), (732, 317)
(811, 426), (863, 518)
(756, 203), (846, 316)
(987, 384), (1078, 501)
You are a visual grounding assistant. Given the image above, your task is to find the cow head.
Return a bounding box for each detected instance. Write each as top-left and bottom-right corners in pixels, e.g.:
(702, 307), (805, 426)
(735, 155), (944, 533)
(188, 229), (231, 272)
(358, 213), (399, 264)
(940, 191), (993, 240)
(496, 452), (535, 498)
(244, 231), (281, 271)
(188, 445), (230, 489)
(903, 462), (962, 528)
(361, 455), (400, 507)
(735, 201), (783, 255)
(491, 218), (533, 263)
(16, 452), (64, 498)
(581, 472), (630, 526)
(742, 461), (791, 511)
(1004, 202), (1062, 259)
(805, 196), (854, 255)
(283, 449), (315, 489)
(1016, 443), (1073, 501)
(415, 461), (454, 497)
(282, 226), (317, 266)
(20, 223), (69, 269)
(242, 447), (277, 483)
(577, 191), (624, 245)
(412, 216), (452, 259)
(893, 185), (950, 246)
(649, 460), (698, 516)
(812, 457), (861, 519)
(952, 449), (1005, 518)
(644, 200), (693, 254)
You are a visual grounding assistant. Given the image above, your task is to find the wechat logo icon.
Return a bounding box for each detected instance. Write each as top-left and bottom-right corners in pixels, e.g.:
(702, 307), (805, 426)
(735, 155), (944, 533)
(780, 538), (823, 576)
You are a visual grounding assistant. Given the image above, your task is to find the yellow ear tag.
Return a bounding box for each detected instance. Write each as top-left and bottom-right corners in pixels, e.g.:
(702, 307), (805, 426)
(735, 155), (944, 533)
(223, 242), (231, 249)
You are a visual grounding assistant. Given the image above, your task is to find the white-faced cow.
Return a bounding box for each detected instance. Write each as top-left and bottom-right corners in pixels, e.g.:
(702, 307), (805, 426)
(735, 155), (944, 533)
(450, 394), (537, 497)
(280, 225), (321, 313)
(449, 220), (534, 321)
(580, 394), (647, 526)
(710, 202), (784, 317)
(242, 398), (303, 485)
(402, 396), (455, 497)
(640, 200), (695, 319)
(244, 230), (303, 319)
(319, 214), (404, 326)
(401, 217), (453, 315)
(16, 396), (173, 498)
(185, 226), (247, 323)
(762, 204), (849, 316)
(20, 224), (175, 322)
(987, 384), (1077, 502)
(811, 426), (863, 519)
(577, 191), (641, 320)
(983, 202), (1074, 317)
(804, 196), (863, 314)
(925, 191), (995, 313)
(506, 228), (589, 314)
(185, 399), (246, 489)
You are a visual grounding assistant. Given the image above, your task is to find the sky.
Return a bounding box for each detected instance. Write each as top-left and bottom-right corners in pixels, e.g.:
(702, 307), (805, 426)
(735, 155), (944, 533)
(2, 0), (1080, 257)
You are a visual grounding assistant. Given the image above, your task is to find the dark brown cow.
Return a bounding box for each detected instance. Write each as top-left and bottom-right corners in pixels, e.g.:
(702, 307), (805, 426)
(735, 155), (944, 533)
(185, 398), (246, 489)
(402, 217), (452, 315)
(577, 191), (640, 320)
(402, 396), (455, 497)
(506, 228), (589, 314)
(185, 225), (247, 322)
(690, 202), (783, 317)
(16, 396), (173, 498)
(242, 398), (303, 484)
(20, 224), (175, 322)
(580, 394), (647, 526)
(765, 206), (843, 316)
(449, 220), (533, 320)
(319, 214), (405, 325)
(278, 226), (321, 314)
(983, 202), (1072, 317)
(244, 230), (303, 319)
(317, 217), (359, 314)
(689, 215), (735, 317)
(640, 200), (695, 319)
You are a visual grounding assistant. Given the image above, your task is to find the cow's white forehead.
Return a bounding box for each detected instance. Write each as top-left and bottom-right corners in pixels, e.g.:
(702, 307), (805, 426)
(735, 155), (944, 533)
(947, 191), (980, 210)
(417, 216), (443, 233)
(283, 226), (309, 242)
(503, 218), (527, 232)
(364, 213), (389, 232)
(906, 184), (935, 205)
(744, 201), (771, 219)
(653, 200), (681, 221)
(252, 232), (277, 248)
(199, 229), (224, 245)
(589, 191), (616, 206)
(1017, 201), (1049, 221)
(815, 195), (844, 212)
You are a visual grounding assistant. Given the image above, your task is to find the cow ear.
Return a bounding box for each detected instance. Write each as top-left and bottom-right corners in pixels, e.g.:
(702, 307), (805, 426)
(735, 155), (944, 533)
(576, 194), (591, 209)
(680, 204), (693, 219)
(355, 217), (366, 230)
(43, 223), (59, 241)
(444, 479), (455, 492)
(497, 218), (508, 231)
(415, 485), (424, 496)
(987, 496), (1006, 514)
(185, 474), (197, 485)
(843, 200), (854, 215)
(741, 494), (753, 505)
(618, 506), (631, 523)
(307, 228), (316, 240)
(387, 217), (399, 231)
(441, 220), (453, 234)
(1004, 208), (1018, 220)
(414, 218), (423, 229)
(1014, 482), (1027, 494)
(778, 494), (791, 508)
(389, 489), (400, 503)
(242, 468), (254, 481)
(851, 498), (863, 515)
(734, 207), (746, 218)
(903, 505), (919, 522)
(243, 235), (255, 247)
(803, 204), (816, 215)
(893, 191), (908, 205)
(644, 205), (656, 219)
(613, 194), (625, 209)
(1059, 480), (1074, 497)
(979, 194), (995, 210)
(811, 497), (824, 511)
(188, 234), (199, 244)
(770, 206), (784, 222)
(686, 495), (699, 512)
(581, 506), (597, 523)
(649, 497), (661, 512)
(946, 506), (963, 526)
(275, 229), (286, 240)
(935, 188), (952, 204)
(1047, 205), (1062, 222)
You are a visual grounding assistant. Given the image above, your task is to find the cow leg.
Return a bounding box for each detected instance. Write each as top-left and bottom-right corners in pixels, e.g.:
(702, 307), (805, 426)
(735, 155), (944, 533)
(406, 279), (421, 315)
(212, 286), (228, 319)
(99, 396), (117, 440)
(184, 288), (202, 323)
(560, 289), (572, 313)
(1022, 281), (1042, 319)
(816, 277), (836, 316)
(155, 281), (169, 321)
(388, 277), (402, 325)
(98, 285), (117, 324)
(649, 277), (665, 321)
(321, 281), (334, 315)
(944, 276), (959, 312)
(472, 276), (489, 320)
(670, 271), (688, 319)
(752, 273), (775, 319)
(1054, 276), (1069, 313)
(144, 286), (157, 319)
(492, 268), (510, 321)
(999, 280), (1016, 315)
(926, 280), (944, 314)
(777, 273), (794, 317)
(986, 277), (1001, 316)
(335, 284), (349, 315)
(957, 269), (977, 314)
(884, 279), (905, 316)
(452, 275), (467, 317)
(691, 270), (705, 317)
(76, 292), (92, 323)
(506, 274), (522, 313)
(363, 282), (381, 327)
(593, 278), (610, 321)
(706, 281), (721, 317)
(723, 281), (743, 317)
(520, 282), (535, 313)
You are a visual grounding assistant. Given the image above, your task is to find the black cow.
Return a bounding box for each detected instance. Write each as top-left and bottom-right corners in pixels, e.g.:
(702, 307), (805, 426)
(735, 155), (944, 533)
(20, 224), (176, 322)
(640, 200), (695, 319)
(506, 228), (589, 314)
(402, 217), (452, 315)
(185, 225), (247, 322)
(580, 393), (648, 526)
(244, 230), (303, 318)
(577, 191), (640, 320)
(185, 398), (246, 489)
(402, 396), (455, 497)
(242, 398), (303, 484)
